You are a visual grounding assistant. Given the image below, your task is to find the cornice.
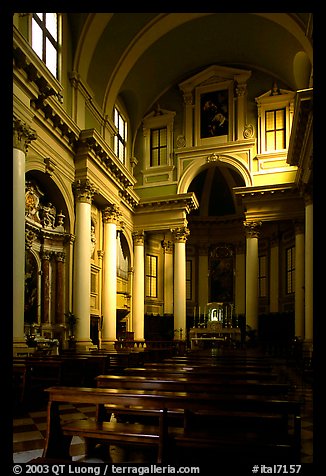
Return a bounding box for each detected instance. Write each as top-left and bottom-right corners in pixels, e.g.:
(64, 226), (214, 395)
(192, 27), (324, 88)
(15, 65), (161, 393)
(287, 88), (313, 167)
(234, 183), (299, 200)
(76, 129), (139, 211)
(135, 192), (199, 214)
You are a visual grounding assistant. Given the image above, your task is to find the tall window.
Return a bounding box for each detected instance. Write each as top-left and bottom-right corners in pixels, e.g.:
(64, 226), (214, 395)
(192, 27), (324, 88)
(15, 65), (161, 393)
(265, 108), (286, 151)
(31, 13), (59, 78)
(258, 255), (267, 297)
(150, 128), (167, 167)
(286, 246), (295, 294)
(114, 107), (127, 165)
(146, 255), (157, 298)
(186, 260), (192, 300)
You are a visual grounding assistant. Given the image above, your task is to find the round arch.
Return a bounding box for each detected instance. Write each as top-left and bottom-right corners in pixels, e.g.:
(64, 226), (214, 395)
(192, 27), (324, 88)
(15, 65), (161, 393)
(177, 154), (252, 195)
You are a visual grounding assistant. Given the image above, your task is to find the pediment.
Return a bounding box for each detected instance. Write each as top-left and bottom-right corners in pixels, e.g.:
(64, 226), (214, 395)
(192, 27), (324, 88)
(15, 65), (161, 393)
(179, 64), (251, 94)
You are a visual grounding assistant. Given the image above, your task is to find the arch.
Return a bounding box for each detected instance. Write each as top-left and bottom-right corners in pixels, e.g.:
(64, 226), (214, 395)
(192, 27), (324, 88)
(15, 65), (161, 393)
(70, 13), (311, 115)
(177, 154), (252, 195)
(25, 166), (74, 234)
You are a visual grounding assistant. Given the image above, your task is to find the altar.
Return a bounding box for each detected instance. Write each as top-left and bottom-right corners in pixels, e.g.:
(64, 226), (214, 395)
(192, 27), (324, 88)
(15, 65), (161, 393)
(189, 302), (241, 349)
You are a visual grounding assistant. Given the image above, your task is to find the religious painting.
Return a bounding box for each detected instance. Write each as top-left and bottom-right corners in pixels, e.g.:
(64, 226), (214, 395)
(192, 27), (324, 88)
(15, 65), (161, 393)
(209, 245), (234, 302)
(200, 89), (229, 139)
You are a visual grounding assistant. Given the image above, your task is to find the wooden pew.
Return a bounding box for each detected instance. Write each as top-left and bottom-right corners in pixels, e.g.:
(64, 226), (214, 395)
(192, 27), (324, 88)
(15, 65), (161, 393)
(123, 366), (280, 381)
(143, 361), (274, 372)
(43, 386), (301, 463)
(95, 373), (291, 425)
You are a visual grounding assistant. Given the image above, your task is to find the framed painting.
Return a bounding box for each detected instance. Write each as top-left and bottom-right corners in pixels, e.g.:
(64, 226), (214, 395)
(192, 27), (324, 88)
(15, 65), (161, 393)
(195, 81), (233, 146)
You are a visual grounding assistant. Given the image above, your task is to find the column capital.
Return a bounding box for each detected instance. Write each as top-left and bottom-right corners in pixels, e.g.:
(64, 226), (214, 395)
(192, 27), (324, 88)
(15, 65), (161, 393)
(161, 239), (173, 254)
(54, 251), (65, 262)
(294, 219), (305, 234)
(41, 249), (52, 261)
(13, 117), (37, 153)
(102, 204), (121, 224)
(243, 221), (262, 238)
(171, 226), (190, 243)
(73, 179), (96, 204)
(132, 230), (145, 245)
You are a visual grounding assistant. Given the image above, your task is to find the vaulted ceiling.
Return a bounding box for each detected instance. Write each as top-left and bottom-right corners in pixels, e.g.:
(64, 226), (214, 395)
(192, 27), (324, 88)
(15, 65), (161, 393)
(67, 13), (313, 137)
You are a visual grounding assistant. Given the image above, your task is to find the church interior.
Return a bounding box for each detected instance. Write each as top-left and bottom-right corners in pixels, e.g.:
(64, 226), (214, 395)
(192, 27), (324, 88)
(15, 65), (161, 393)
(12, 12), (315, 470)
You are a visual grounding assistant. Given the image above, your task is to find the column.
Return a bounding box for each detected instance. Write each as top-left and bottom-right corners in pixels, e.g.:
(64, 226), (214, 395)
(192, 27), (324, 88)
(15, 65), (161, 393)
(55, 252), (65, 325)
(244, 221), (262, 330)
(73, 179), (95, 348)
(294, 221), (305, 338)
(13, 118), (37, 349)
(269, 232), (280, 313)
(198, 244), (209, 311)
(132, 231), (145, 340)
(41, 250), (51, 324)
(304, 194), (313, 342)
(162, 239), (174, 315)
(172, 227), (190, 338)
(102, 205), (121, 344)
(235, 240), (246, 316)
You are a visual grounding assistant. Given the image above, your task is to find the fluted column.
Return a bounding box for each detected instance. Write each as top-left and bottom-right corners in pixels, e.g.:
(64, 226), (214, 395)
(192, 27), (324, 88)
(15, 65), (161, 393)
(102, 205), (121, 344)
(172, 227), (189, 338)
(269, 232), (280, 313)
(132, 231), (145, 340)
(304, 194), (313, 341)
(244, 221), (262, 330)
(198, 244), (209, 311)
(162, 239), (174, 315)
(55, 252), (65, 325)
(13, 118), (37, 348)
(294, 221), (305, 338)
(235, 240), (246, 316)
(73, 179), (95, 348)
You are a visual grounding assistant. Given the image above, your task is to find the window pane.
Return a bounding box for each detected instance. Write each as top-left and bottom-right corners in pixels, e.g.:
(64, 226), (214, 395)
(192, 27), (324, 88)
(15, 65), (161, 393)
(265, 111), (274, 130)
(159, 148), (167, 165)
(151, 149), (158, 167)
(275, 130), (285, 149)
(32, 19), (43, 59)
(46, 39), (57, 76)
(159, 128), (167, 146)
(266, 131), (274, 150)
(151, 130), (159, 147)
(35, 13), (43, 20)
(275, 109), (285, 129)
(46, 13), (57, 40)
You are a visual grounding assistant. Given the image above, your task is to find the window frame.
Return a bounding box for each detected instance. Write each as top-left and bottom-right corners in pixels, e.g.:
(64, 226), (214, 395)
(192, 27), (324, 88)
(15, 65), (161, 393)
(186, 259), (193, 301)
(265, 108), (286, 152)
(285, 246), (295, 295)
(114, 106), (128, 166)
(31, 13), (60, 79)
(258, 255), (268, 298)
(150, 127), (168, 167)
(145, 254), (158, 298)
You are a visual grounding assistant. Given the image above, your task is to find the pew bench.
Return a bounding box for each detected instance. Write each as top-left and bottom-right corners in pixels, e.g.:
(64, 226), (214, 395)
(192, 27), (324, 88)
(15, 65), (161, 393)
(43, 386), (301, 463)
(95, 373), (290, 421)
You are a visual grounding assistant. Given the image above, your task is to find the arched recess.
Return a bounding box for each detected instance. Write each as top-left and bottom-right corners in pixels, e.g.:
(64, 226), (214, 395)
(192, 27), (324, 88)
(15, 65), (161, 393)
(177, 154), (252, 196)
(24, 171), (72, 342)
